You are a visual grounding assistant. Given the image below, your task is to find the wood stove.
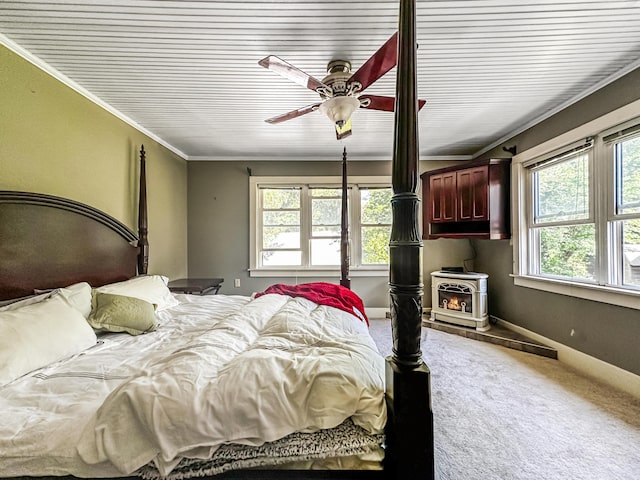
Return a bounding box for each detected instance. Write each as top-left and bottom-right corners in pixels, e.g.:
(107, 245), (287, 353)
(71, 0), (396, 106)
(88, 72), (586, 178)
(430, 271), (489, 331)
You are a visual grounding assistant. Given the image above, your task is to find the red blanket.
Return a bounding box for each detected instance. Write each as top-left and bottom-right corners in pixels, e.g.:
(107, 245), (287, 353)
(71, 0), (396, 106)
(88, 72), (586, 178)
(255, 282), (369, 325)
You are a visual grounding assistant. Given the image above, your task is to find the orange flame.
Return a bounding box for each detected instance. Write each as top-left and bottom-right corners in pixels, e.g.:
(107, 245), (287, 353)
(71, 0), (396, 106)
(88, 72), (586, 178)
(446, 296), (462, 310)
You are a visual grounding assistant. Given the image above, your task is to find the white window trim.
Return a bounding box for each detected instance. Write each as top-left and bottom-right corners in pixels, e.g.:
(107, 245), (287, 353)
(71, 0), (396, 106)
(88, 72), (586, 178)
(249, 175), (391, 278)
(512, 98), (640, 310)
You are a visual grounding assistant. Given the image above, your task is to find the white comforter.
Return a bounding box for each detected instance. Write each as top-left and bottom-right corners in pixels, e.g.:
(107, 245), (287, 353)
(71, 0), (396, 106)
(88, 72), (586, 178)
(0, 293), (386, 477)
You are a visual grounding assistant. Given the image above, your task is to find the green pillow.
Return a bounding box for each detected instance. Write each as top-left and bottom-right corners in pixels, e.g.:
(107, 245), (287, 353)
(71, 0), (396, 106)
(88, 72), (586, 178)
(88, 291), (157, 335)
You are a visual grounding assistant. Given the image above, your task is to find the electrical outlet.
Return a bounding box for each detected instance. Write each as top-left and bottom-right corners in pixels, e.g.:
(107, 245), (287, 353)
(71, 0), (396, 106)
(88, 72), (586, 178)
(234, 278), (241, 288)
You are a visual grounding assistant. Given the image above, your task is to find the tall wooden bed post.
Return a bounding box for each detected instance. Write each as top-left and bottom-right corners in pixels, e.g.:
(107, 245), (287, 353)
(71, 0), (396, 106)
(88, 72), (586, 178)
(340, 146), (350, 289)
(138, 145), (149, 275)
(386, 0), (435, 478)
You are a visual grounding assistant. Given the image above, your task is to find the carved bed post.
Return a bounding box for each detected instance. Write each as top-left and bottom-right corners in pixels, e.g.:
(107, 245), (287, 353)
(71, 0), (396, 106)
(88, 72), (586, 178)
(137, 145), (149, 275)
(386, 0), (435, 478)
(340, 146), (351, 289)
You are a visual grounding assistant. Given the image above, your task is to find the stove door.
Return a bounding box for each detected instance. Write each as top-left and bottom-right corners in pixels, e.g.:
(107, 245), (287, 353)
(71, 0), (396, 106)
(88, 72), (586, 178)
(438, 283), (473, 314)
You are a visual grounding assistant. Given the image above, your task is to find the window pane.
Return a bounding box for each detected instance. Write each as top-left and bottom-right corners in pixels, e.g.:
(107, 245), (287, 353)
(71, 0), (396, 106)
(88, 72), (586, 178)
(361, 188), (392, 224)
(622, 219), (640, 287)
(362, 226), (390, 264)
(262, 188), (300, 209)
(263, 227), (300, 249)
(310, 238), (340, 265)
(312, 225), (340, 237)
(262, 250), (302, 266)
(537, 224), (596, 280)
(312, 198), (341, 225)
(534, 154), (589, 223)
(616, 136), (640, 215)
(263, 211), (299, 226)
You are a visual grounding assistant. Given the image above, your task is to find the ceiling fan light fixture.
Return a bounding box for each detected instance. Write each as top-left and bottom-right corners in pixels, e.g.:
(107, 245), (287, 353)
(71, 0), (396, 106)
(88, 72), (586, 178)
(319, 95), (360, 126)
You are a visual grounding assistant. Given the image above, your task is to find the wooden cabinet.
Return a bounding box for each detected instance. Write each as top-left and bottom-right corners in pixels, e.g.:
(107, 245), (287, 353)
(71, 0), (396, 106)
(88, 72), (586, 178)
(428, 171), (457, 223)
(421, 158), (511, 239)
(457, 166), (488, 221)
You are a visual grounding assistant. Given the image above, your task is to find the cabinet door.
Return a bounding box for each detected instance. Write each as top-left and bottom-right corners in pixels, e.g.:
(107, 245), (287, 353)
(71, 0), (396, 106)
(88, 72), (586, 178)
(429, 172), (456, 222)
(457, 167), (488, 221)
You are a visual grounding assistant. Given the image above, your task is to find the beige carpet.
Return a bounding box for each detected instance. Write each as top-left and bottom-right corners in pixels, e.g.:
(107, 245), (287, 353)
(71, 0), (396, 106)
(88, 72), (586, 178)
(368, 319), (640, 480)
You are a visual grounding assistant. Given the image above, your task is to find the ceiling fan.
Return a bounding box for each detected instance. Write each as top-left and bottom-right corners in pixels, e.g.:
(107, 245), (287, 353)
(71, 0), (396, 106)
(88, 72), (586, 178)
(258, 32), (426, 140)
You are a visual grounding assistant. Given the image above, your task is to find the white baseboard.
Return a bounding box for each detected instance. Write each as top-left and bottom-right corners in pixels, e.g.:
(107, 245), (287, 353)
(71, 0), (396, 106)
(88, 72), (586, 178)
(493, 316), (640, 399)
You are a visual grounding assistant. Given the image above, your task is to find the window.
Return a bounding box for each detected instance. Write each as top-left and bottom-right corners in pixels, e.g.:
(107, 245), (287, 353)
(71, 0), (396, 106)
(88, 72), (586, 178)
(261, 187), (301, 266)
(609, 129), (640, 289)
(310, 187), (343, 266)
(528, 143), (596, 282)
(513, 110), (640, 309)
(360, 187), (393, 265)
(250, 176), (392, 276)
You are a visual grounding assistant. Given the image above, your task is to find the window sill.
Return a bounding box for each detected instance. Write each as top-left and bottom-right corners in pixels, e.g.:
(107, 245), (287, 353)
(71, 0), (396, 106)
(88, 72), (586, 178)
(249, 268), (389, 278)
(512, 274), (640, 310)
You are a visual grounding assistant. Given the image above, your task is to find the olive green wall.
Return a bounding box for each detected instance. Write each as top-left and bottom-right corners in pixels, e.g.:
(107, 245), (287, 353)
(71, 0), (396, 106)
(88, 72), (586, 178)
(0, 45), (188, 278)
(186, 158), (473, 307)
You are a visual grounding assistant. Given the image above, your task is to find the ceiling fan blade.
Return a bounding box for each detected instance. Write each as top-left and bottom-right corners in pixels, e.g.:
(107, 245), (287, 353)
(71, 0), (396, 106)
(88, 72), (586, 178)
(360, 95), (395, 112)
(359, 95), (426, 112)
(347, 32), (398, 93)
(259, 56), (329, 93)
(265, 103), (322, 124)
(335, 118), (353, 140)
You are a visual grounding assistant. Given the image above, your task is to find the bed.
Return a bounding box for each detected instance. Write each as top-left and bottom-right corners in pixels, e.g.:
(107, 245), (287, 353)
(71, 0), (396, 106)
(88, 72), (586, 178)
(0, 277), (387, 478)
(0, 1), (433, 479)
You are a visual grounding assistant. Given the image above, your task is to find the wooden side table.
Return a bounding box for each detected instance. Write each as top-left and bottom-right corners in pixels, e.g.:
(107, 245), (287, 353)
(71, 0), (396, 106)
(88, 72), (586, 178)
(168, 278), (224, 295)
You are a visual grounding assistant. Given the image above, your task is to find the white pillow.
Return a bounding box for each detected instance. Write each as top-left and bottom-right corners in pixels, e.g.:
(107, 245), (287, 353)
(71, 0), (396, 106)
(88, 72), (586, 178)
(0, 282), (92, 318)
(0, 295), (97, 387)
(58, 282), (93, 318)
(0, 291), (54, 312)
(95, 275), (178, 311)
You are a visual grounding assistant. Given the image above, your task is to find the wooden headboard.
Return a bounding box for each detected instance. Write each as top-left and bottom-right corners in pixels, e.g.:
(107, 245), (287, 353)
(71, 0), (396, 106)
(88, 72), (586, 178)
(0, 147), (148, 301)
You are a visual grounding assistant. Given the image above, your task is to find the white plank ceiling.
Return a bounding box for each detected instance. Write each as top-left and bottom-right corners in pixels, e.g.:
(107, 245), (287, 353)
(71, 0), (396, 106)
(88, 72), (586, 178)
(2, 0), (640, 161)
